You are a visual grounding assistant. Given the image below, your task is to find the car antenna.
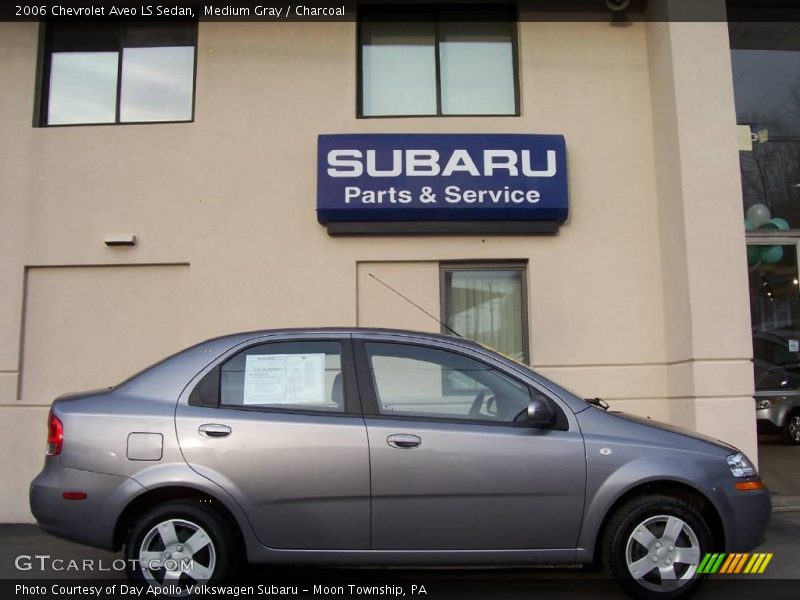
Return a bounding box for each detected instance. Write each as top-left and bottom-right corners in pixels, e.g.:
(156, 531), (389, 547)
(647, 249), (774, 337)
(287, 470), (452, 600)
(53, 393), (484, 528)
(368, 272), (462, 337)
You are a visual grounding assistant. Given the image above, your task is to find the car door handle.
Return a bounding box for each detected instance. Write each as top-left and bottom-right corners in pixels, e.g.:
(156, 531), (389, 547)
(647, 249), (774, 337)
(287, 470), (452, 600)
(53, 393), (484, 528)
(198, 424), (231, 438)
(387, 434), (421, 449)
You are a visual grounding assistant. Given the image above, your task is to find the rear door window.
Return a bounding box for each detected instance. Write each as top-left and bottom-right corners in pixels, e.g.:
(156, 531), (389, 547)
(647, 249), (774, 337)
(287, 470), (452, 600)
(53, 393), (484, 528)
(220, 340), (345, 413)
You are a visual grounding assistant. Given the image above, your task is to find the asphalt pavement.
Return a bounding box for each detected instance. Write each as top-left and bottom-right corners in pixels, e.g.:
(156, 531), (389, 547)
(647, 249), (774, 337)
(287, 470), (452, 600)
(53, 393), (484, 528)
(758, 437), (800, 508)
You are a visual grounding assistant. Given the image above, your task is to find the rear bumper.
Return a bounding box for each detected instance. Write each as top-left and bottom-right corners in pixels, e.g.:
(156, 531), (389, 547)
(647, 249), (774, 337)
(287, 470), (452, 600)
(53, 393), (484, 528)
(30, 459), (144, 550)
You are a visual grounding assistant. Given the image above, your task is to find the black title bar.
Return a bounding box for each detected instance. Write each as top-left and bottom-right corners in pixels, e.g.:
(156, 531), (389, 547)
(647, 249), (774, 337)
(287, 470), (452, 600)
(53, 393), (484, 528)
(4, 1), (800, 23)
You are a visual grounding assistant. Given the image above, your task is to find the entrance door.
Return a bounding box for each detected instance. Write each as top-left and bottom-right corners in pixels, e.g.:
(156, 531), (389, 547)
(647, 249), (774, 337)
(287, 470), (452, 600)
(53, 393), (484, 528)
(747, 241), (800, 473)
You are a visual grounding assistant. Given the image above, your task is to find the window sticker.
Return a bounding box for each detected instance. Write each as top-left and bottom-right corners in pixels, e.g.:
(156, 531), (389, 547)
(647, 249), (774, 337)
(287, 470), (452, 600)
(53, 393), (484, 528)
(243, 354), (325, 405)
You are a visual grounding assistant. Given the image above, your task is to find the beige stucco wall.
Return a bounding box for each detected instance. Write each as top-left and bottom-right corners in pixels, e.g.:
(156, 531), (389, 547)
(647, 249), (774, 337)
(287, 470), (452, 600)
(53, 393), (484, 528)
(0, 11), (755, 522)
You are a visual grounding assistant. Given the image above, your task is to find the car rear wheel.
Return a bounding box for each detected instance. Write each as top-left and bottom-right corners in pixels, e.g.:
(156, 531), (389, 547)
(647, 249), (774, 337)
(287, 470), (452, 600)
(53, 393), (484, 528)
(602, 494), (711, 600)
(125, 500), (236, 589)
(780, 411), (800, 445)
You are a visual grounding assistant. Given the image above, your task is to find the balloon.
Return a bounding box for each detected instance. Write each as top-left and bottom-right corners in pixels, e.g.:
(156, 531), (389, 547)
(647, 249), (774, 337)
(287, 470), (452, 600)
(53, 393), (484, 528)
(746, 203), (771, 227)
(761, 217), (790, 230)
(761, 245), (784, 264)
(747, 245), (762, 267)
(744, 218), (755, 230)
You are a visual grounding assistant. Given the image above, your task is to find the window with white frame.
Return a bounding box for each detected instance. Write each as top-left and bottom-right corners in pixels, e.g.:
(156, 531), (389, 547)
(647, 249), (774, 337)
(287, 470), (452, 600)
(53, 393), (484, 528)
(441, 264), (528, 365)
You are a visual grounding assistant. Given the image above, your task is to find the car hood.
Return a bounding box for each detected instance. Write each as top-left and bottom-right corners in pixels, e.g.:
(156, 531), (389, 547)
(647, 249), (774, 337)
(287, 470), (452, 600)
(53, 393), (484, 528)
(609, 411), (738, 454)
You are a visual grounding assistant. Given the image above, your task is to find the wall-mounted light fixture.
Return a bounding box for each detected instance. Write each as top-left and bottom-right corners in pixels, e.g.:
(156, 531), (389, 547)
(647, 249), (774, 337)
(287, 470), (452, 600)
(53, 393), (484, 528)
(104, 233), (137, 247)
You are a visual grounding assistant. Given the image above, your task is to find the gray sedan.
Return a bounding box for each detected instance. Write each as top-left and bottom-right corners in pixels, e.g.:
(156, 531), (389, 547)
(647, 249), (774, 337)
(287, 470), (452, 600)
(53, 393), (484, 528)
(30, 329), (770, 599)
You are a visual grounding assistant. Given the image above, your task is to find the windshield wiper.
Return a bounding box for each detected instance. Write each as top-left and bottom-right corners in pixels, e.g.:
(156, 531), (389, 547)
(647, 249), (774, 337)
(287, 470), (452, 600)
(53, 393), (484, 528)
(586, 397), (609, 410)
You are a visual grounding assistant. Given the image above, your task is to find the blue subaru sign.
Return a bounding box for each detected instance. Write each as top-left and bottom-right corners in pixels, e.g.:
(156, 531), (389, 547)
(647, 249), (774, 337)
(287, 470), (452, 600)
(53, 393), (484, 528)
(317, 134), (568, 230)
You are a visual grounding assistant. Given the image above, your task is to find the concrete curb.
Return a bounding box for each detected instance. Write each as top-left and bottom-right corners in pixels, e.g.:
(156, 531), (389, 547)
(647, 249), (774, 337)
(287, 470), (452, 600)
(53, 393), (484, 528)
(771, 495), (800, 513)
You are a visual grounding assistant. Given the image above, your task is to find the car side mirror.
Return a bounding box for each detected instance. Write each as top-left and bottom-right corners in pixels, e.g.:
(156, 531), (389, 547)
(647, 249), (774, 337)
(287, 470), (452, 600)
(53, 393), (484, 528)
(526, 396), (555, 427)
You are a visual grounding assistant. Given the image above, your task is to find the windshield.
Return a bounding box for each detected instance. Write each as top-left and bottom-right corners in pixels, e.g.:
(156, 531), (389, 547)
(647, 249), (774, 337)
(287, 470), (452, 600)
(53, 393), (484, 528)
(753, 331), (800, 392)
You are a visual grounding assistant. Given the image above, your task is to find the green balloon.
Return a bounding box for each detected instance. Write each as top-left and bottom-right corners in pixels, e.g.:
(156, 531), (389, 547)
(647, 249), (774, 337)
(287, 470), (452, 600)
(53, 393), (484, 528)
(761, 217), (790, 230)
(761, 245), (784, 264)
(747, 245), (762, 266)
(746, 203), (771, 227)
(745, 218), (755, 230)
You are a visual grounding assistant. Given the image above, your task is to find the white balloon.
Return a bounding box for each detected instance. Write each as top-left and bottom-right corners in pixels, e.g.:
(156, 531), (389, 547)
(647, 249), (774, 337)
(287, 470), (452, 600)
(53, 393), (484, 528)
(746, 203), (772, 227)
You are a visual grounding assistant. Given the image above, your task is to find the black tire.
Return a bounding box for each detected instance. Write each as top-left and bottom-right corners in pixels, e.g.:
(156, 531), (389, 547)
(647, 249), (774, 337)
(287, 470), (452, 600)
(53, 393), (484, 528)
(124, 500), (238, 588)
(602, 494), (712, 600)
(779, 411), (800, 445)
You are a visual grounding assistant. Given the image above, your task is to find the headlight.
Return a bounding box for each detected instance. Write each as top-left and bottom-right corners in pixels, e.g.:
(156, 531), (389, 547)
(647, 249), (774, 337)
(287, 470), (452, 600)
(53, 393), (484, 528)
(756, 398), (775, 410)
(727, 453), (757, 478)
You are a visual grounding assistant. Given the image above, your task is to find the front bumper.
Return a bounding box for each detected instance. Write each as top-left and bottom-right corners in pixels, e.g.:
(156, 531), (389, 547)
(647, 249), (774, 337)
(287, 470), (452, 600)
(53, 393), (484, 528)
(756, 407), (783, 428)
(30, 459), (144, 550)
(715, 478), (772, 551)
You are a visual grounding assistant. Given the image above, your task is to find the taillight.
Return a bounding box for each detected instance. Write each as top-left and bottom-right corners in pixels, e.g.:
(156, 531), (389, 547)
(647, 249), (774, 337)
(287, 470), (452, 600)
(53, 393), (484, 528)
(46, 410), (62, 456)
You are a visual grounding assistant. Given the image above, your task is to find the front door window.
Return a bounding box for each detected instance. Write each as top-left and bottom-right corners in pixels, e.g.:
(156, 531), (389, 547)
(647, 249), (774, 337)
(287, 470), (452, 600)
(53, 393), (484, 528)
(365, 341), (535, 423)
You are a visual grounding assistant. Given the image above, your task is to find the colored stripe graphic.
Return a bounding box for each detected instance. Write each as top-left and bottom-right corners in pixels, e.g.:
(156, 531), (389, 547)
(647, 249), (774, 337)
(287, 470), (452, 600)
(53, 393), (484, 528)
(744, 554), (760, 574)
(699, 552), (775, 575)
(719, 554), (736, 574)
(698, 553), (725, 574)
(747, 553), (773, 574)
(733, 553), (750, 573)
(758, 553), (773, 573)
(697, 553), (713, 573)
(711, 553), (727, 574)
(697, 552), (773, 575)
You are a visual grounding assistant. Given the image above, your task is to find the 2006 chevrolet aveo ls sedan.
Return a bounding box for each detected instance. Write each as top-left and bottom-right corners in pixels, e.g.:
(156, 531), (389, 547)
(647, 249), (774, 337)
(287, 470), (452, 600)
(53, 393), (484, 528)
(31, 329), (770, 599)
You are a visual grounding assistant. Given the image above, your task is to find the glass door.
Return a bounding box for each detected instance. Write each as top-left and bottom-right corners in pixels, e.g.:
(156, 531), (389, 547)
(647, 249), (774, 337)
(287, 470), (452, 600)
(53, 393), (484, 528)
(748, 241), (800, 345)
(747, 240), (800, 449)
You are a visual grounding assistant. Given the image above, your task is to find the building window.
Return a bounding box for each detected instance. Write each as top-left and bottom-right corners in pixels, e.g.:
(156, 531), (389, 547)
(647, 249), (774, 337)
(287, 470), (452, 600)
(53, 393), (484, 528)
(441, 264), (528, 364)
(39, 22), (197, 126)
(358, 6), (519, 117)
(729, 19), (800, 231)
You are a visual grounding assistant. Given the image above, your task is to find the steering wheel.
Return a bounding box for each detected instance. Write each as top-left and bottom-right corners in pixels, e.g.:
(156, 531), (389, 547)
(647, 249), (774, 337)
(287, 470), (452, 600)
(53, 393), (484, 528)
(468, 390), (487, 417)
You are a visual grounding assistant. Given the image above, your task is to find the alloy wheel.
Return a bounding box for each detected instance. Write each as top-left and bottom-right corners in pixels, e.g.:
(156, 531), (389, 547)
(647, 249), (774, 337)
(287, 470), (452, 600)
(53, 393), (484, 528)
(789, 415), (800, 442)
(137, 518), (216, 586)
(625, 514), (701, 592)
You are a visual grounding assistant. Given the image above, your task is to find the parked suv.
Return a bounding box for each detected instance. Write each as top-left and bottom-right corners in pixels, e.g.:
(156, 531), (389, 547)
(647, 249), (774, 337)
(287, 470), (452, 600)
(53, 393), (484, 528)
(31, 329), (770, 599)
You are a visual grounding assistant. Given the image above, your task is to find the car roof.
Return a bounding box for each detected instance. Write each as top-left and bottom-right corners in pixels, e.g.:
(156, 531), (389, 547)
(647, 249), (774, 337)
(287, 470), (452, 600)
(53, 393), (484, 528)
(201, 327), (477, 348)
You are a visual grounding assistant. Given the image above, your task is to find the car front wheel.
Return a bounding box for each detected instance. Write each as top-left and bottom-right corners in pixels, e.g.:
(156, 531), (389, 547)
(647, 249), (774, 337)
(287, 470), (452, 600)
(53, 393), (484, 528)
(602, 494), (711, 600)
(125, 500), (236, 589)
(780, 411), (800, 445)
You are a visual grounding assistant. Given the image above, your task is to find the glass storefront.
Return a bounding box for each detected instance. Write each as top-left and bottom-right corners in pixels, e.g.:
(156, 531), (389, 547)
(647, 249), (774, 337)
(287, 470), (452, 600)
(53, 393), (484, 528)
(732, 21), (800, 370)
(733, 16), (800, 466)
